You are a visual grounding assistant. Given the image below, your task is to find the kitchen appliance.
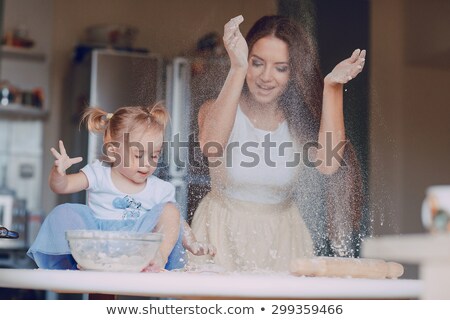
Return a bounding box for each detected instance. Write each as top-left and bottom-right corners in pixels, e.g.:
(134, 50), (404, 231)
(164, 56), (229, 221)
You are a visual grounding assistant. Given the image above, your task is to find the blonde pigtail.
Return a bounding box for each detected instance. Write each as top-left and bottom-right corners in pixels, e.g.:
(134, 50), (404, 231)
(148, 101), (170, 129)
(81, 107), (110, 133)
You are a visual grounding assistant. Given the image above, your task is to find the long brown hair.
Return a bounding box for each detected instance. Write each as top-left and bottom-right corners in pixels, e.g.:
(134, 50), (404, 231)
(245, 16), (363, 256)
(245, 15), (322, 141)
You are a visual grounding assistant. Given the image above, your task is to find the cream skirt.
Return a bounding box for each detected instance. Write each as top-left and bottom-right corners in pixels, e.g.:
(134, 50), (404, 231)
(189, 191), (314, 272)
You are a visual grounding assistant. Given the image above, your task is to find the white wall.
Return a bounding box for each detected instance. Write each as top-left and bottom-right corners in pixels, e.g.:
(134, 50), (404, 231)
(370, 0), (450, 235)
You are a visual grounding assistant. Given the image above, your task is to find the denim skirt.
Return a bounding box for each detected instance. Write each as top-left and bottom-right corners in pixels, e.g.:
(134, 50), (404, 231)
(27, 203), (185, 270)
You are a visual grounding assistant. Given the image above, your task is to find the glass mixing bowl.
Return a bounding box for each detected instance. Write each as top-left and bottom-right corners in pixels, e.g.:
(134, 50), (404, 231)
(66, 230), (162, 272)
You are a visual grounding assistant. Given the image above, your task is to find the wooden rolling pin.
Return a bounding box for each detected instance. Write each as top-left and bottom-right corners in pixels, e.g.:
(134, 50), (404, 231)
(290, 257), (404, 279)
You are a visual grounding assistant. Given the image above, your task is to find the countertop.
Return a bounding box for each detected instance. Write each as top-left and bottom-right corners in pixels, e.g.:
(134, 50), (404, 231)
(362, 232), (450, 263)
(0, 268), (422, 299)
(362, 232), (450, 299)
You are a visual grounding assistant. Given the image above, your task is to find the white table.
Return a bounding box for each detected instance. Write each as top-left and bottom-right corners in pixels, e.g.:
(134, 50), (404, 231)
(0, 268), (422, 299)
(362, 233), (450, 299)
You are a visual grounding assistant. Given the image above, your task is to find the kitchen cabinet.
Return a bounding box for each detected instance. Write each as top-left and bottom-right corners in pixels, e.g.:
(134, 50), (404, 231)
(0, 0), (52, 121)
(0, 45), (49, 119)
(0, 0), (53, 249)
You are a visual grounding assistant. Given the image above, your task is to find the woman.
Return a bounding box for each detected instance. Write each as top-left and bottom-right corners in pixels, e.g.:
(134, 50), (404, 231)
(189, 15), (366, 272)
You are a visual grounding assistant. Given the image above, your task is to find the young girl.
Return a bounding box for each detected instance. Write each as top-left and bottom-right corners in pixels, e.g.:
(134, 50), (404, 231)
(27, 102), (214, 271)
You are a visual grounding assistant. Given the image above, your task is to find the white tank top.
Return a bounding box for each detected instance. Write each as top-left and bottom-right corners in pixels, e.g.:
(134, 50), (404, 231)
(223, 106), (299, 204)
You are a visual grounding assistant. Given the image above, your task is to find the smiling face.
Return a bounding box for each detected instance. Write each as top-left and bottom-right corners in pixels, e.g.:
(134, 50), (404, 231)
(112, 126), (163, 186)
(246, 35), (290, 105)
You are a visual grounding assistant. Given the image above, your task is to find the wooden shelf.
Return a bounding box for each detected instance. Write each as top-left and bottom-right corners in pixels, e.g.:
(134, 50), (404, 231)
(0, 239), (26, 250)
(0, 103), (48, 119)
(0, 45), (46, 62)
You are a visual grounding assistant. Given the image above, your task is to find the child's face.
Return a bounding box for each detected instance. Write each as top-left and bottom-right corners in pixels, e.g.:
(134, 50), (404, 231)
(113, 127), (163, 185)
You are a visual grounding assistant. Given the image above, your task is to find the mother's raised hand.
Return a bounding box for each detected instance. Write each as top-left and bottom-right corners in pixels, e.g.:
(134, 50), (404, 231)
(325, 49), (366, 86)
(223, 15), (248, 69)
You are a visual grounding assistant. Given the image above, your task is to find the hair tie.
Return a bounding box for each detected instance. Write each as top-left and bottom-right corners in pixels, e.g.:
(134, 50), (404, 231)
(106, 113), (114, 120)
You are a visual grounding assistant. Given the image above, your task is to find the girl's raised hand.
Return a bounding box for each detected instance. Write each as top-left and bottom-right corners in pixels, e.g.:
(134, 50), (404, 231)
(223, 15), (248, 69)
(50, 140), (83, 175)
(325, 49), (366, 85)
